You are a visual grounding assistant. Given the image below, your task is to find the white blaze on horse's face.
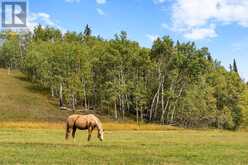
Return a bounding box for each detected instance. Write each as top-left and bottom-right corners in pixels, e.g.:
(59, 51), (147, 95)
(98, 129), (104, 141)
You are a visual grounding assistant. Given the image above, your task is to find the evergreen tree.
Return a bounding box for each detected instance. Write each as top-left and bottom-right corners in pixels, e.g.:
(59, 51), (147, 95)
(229, 64), (233, 72)
(83, 24), (92, 37)
(233, 59), (238, 73)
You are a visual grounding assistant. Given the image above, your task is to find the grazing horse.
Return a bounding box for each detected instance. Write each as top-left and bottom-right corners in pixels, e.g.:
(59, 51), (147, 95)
(65, 114), (104, 141)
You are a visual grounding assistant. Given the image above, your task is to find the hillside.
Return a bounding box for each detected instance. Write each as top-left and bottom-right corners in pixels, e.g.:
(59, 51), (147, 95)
(0, 69), (70, 122)
(1, 29), (247, 129)
(0, 69), (175, 130)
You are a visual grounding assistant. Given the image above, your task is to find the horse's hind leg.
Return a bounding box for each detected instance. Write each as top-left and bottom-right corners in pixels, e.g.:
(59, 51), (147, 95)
(65, 123), (71, 140)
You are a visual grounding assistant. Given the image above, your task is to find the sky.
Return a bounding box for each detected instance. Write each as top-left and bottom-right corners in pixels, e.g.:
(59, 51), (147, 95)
(2, 0), (248, 80)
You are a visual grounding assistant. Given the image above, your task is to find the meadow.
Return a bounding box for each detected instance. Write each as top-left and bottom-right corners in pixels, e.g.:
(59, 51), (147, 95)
(0, 68), (248, 165)
(0, 126), (248, 165)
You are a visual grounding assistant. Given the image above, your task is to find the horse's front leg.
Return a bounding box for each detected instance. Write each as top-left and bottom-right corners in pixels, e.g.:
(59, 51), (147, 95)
(72, 127), (77, 142)
(88, 127), (93, 141)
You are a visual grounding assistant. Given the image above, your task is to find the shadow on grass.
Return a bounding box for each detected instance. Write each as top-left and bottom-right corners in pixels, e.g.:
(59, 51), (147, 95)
(13, 73), (64, 113)
(14, 74), (30, 82)
(14, 74), (50, 96)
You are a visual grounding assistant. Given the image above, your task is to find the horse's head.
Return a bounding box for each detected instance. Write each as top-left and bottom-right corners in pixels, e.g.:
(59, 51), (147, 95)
(98, 129), (104, 141)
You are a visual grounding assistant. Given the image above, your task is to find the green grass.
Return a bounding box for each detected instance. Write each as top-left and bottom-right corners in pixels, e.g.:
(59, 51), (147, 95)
(1, 69), (248, 164)
(0, 69), (70, 122)
(0, 128), (248, 165)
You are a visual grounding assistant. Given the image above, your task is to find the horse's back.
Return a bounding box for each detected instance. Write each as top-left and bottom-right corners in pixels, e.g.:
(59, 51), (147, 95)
(86, 114), (102, 124)
(86, 114), (99, 120)
(66, 114), (101, 127)
(66, 114), (100, 129)
(66, 114), (79, 126)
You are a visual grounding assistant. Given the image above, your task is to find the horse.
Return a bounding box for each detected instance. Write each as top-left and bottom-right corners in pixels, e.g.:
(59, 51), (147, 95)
(65, 114), (104, 141)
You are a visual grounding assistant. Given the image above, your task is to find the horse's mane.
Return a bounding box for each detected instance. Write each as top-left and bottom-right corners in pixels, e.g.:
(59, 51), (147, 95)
(94, 116), (103, 131)
(84, 114), (103, 130)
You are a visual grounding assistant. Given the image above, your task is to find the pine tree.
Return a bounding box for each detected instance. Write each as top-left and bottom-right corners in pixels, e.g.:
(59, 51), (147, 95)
(207, 54), (213, 62)
(233, 59), (238, 73)
(229, 64), (233, 72)
(83, 24), (92, 37)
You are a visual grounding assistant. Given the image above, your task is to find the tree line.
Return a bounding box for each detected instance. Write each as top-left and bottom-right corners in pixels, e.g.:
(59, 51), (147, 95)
(0, 25), (248, 130)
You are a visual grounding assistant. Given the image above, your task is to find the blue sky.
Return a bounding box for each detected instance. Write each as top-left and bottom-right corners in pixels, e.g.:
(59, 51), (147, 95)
(6, 0), (248, 80)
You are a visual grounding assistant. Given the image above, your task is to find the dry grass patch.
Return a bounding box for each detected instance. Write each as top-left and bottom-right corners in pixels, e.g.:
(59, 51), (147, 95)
(0, 121), (181, 131)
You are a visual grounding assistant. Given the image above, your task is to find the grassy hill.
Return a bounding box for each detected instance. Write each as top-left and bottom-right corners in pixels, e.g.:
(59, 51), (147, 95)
(0, 68), (179, 130)
(0, 69), (70, 122)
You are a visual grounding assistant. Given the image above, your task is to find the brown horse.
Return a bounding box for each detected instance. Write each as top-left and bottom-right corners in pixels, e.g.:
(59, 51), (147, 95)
(65, 114), (104, 141)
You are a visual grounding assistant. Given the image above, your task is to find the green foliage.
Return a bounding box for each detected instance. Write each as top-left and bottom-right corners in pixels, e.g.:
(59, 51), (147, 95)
(239, 87), (248, 127)
(0, 26), (247, 129)
(0, 32), (22, 69)
(33, 25), (62, 42)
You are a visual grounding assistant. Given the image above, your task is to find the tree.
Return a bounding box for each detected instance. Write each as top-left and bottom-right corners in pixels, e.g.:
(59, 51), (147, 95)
(0, 32), (22, 74)
(2, 25), (248, 130)
(83, 24), (92, 37)
(233, 59), (238, 73)
(64, 31), (82, 42)
(229, 64), (233, 72)
(239, 87), (248, 127)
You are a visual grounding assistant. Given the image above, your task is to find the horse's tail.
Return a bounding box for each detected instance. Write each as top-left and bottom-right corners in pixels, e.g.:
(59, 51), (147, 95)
(65, 120), (70, 140)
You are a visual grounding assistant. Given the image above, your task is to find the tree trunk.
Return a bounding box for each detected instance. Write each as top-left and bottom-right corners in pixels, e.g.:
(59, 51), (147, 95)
(160, 75), (166, 123)
(161, 79), (164, 116)
(170, 103), (176, 124)
(122, 95), (125, 120)
(161, 83), (174, 124)
(136, 107), (139, 124)
(114, 100), (118, 120)
(93, 85), (96, 110)
(161, 98), (170, 124)
(150, 85), (160, 121)
(83, 81), (88, 110)
(92, 72), (97, 110)
(72, 94), (75, 112)
(170, 86), (184, 123)
(150, 66), (162, 121)
(59, 83), (63, 107)
(51, 87), (54, 97)
(120, 68), (125, 120)
(166, 103), (173, 123)
(154, 88), (160, 120)
(8, 66), (11, 75)
(126, 94), (130, 112)
(140, 107), (143, 123)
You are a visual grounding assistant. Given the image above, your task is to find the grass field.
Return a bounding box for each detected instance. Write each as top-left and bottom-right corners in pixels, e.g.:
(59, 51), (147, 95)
(0, 69), (70, 122)
(0, 127), (248, 165)
(1, 69), (248, 165)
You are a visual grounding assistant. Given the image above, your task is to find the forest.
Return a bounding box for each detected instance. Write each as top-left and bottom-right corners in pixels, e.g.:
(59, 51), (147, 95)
(0, 25), (248, 130)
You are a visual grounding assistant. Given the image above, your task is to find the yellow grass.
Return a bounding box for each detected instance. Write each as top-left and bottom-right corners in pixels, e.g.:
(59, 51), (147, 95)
(0, 121), (63, 129)
(0, 121), (181, 131)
